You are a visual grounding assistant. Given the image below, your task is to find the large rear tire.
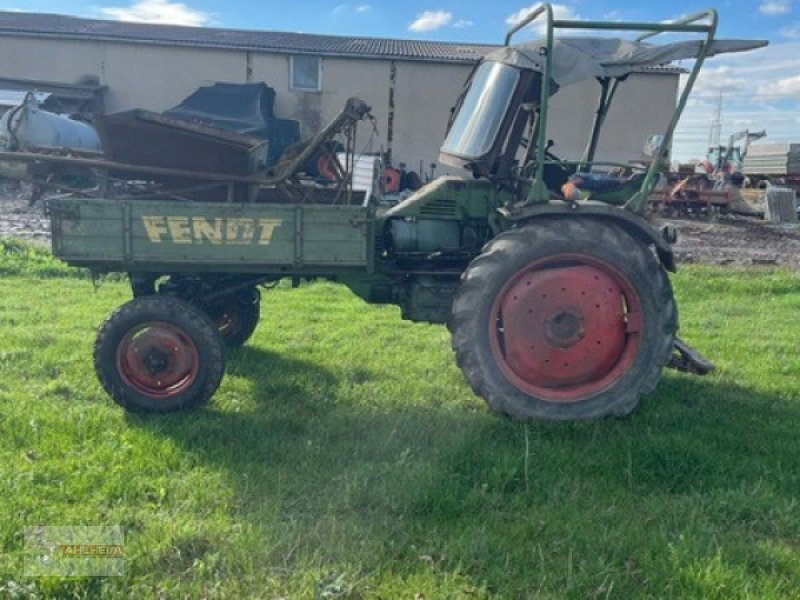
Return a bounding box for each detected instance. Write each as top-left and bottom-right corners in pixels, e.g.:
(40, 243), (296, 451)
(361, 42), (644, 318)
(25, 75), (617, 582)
(449, 218), (677, 421)
(94, 296), (226, 413)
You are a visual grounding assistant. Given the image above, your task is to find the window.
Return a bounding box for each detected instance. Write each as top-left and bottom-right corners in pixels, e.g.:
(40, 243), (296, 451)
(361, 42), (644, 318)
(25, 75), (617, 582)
(441, 62), (520, 160)
(290, 55), (321, 91)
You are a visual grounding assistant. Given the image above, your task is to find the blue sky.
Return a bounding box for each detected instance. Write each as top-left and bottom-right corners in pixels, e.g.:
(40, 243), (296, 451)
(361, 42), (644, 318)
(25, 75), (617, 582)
(2, 0), (799, 161)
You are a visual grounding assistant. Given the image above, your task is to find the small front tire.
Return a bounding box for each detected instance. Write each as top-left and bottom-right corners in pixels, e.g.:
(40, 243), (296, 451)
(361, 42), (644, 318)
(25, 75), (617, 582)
(94, 296), (226, 413)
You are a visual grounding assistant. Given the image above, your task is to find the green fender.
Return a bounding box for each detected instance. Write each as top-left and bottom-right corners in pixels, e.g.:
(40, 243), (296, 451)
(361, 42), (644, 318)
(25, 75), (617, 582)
(497, 200), (676, 272)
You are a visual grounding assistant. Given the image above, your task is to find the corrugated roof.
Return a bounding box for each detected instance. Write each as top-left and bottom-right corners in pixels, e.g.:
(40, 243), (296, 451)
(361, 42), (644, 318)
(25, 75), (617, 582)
(0, 11), (496, 64)
(0, 11), (683, 73)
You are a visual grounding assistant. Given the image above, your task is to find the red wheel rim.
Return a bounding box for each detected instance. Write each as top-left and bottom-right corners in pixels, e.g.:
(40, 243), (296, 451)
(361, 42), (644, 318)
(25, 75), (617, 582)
(489, 254), (643, 403)
(116, 321), (200, 399)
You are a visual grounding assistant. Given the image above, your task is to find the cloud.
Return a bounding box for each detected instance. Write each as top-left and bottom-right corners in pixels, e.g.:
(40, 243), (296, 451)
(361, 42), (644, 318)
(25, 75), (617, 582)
(690, 65), (750, 99)
(453, 19), (473, 28)
(671, 41), (800, 160)
(333, 3), (371, 15)
(758, 74), (800, 99)
(779, 22), (800, 36)
(759, 1), (792, 16)
(99, 0), (211, 26)
(408, 10), (452, 32)
(506, 3), (579, 34)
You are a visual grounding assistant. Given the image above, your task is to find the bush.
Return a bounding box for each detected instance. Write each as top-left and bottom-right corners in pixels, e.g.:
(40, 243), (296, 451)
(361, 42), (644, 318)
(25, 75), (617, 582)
(0, 237), (87, 278)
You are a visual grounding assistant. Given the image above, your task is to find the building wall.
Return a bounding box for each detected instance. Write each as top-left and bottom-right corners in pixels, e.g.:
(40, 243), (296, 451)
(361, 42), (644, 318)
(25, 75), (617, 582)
(547, 73), (679, 164)
(393, 61), (471, 175)
(0, 34), (678, 175)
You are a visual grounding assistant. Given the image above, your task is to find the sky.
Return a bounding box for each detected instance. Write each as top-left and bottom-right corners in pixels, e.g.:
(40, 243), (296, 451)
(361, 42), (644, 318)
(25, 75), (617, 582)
(1, 0), (799, 161)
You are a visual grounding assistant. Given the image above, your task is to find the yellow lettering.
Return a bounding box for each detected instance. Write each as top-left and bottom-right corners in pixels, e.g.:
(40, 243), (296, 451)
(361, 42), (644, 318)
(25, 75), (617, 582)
(226, 218), (256, 245)
(144, 216), (284, 245)
(192, 218), (223, 244)
(257, 219), (282, 245)
(142, 216), (168, 243)
(166, 217), (192, 244)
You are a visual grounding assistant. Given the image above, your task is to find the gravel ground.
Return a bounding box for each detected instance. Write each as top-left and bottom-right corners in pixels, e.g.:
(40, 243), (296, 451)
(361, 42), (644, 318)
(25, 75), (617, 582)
(1, 181), (798, 268)
(0, 182), (51, 243)
(663, 216), (800, 269)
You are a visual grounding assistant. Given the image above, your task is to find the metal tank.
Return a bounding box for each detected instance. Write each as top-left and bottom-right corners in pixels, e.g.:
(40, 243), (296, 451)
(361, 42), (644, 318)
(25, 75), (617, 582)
(0, 92), (101, 153)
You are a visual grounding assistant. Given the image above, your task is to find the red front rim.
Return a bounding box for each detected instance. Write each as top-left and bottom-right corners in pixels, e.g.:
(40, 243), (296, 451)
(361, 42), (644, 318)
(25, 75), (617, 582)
(489, 254), (643, 403)
(116, 321), (200, 399)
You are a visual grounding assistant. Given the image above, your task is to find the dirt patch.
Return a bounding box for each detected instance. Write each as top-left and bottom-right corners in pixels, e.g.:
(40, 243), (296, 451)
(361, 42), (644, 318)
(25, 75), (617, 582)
(0, 181), (798, 268)
(661, 216), (800, 269)
(0, 182), (50, 243)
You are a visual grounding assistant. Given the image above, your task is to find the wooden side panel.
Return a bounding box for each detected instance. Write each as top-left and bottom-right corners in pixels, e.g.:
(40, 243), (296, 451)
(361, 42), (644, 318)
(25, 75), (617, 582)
(51, 198), (369, 270)
(302, 209), (368, 266)
(52, 201), (125, 260)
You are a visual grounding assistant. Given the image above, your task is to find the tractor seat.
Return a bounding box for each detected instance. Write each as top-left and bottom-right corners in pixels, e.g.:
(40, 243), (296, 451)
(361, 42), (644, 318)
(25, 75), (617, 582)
(563, 172), (646, 206)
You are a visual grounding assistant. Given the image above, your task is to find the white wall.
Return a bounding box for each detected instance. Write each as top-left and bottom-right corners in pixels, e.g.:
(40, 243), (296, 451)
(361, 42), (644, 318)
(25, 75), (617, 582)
(0, 34), (678, 175)
(393, 61), (472, 175)
(546, 73), (679, 165)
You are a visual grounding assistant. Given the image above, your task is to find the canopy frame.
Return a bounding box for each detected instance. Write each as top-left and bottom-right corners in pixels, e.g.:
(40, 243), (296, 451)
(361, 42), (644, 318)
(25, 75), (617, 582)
(506, 5), (719, 211)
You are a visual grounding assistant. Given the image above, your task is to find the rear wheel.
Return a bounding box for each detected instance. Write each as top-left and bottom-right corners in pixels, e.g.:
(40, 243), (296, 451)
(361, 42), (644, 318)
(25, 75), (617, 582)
(128, 274), (260, 347)
(94, 296), (226, 413)
(204, 288), (261, 347)
(450, 218), (677, 420)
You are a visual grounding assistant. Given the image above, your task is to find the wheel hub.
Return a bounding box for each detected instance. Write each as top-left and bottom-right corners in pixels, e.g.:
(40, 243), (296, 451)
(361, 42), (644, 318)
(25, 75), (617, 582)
(492, 259), (642, 401)
(143, 349), (168, 375)
(116, 322), (199, 399)
(545, 310), (585, 347)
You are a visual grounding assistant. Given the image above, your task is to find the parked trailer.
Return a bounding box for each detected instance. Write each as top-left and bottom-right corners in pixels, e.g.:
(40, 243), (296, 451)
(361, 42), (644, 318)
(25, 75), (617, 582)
(742, 143), (800, 193)
(3, 7), (766, 421)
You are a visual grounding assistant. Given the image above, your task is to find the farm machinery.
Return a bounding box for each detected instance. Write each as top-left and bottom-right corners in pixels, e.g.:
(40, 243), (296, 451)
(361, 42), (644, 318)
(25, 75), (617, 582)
(651, 129), (767, 215)
(1, 6), (766, 420)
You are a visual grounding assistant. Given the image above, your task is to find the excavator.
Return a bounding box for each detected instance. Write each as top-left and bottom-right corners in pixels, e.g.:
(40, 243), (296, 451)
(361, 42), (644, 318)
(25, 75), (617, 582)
(704, 129), (767, 178)
(655, 129), (767, 214)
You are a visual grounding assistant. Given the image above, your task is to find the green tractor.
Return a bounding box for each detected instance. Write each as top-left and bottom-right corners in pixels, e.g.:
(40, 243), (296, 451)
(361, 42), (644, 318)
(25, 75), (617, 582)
(44, 6), (765, 419)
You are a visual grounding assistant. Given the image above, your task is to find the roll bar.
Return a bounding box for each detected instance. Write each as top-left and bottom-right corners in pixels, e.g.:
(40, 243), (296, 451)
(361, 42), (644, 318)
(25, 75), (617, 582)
(503, 4), (719, 212)
(504, 4), (553, 46)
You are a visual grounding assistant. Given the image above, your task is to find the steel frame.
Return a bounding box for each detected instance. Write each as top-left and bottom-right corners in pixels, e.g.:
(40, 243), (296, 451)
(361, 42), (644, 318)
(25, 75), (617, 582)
(505, 4), (719, 212)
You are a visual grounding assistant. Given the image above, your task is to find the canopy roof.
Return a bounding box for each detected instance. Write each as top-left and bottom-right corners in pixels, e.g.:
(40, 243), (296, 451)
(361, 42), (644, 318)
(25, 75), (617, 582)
(484, 37), (768, 87)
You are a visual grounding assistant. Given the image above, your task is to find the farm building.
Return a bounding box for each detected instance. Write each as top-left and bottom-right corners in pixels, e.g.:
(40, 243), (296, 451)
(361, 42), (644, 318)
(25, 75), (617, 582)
(0, 11), (680, 174)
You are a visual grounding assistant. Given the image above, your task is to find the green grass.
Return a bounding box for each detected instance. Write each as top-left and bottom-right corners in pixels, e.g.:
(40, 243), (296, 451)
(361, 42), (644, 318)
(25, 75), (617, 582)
(1, 243), (799, 598)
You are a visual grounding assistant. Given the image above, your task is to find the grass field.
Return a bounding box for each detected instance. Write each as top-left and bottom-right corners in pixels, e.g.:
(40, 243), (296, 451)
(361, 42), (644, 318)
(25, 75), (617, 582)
(1, 240), (799, 598)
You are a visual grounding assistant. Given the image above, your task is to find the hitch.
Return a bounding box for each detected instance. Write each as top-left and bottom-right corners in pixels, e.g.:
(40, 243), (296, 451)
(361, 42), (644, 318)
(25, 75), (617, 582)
(667, 338), (715, 375)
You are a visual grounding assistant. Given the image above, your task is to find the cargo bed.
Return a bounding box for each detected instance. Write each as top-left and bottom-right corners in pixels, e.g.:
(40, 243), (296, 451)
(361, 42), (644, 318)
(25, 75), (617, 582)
(50, 198), (372, 274)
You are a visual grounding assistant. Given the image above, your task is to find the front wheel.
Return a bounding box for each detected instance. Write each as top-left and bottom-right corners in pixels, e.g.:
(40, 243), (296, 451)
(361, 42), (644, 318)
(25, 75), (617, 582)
(449, 218), (677, 421)
(94, 296), (226, 413)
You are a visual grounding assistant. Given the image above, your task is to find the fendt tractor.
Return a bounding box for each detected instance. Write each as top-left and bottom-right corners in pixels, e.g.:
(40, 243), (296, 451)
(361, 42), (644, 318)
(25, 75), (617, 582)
(11, 7), (766, 419)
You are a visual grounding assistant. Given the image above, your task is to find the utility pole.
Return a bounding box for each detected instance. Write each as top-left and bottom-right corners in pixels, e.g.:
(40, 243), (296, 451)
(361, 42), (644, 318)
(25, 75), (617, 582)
(708, 91), (723, 149)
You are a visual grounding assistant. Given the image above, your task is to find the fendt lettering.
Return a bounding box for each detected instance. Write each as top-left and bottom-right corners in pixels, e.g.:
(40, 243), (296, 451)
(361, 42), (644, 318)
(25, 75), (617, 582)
(141, 216), (283, 245)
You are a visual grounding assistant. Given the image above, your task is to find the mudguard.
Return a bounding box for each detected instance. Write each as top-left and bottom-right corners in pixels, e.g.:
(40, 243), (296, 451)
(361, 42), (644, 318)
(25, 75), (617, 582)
(498, 201), (677, 272)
